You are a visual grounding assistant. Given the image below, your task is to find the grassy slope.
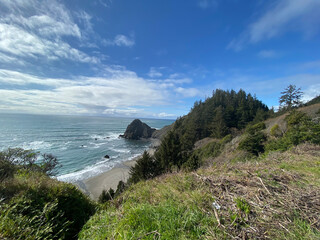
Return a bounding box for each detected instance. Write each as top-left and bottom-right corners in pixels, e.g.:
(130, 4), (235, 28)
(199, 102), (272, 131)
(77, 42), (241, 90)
(265, 103), (320, 133)
(79, 143), (320, 239)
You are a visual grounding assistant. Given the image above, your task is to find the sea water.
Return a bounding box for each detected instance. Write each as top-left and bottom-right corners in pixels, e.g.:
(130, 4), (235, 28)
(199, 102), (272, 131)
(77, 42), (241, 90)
(0, 113), (174, 182)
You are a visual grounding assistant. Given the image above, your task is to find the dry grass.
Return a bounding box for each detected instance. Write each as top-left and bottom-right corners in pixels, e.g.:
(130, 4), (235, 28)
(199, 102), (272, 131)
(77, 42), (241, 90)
(265, 103), (320, 134)
(80, 144), (320, 239)
(195, 144), (320, 239)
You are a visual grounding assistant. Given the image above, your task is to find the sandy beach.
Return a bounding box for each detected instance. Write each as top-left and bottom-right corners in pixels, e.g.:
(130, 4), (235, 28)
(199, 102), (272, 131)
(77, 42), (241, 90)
(81, 139), (159, 200)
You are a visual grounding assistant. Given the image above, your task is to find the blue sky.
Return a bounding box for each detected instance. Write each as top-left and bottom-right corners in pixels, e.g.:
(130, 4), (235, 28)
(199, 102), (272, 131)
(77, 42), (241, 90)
(0, 0), (319, 119)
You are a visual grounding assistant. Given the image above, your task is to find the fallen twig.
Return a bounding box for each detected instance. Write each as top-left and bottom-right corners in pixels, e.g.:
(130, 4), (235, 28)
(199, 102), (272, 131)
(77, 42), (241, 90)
(257, 177), (271, 195)
(137, 230), (161, 240)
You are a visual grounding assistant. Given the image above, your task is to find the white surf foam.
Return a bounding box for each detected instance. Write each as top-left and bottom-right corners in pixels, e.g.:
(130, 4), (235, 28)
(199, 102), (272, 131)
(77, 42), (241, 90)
(21, 141), (52, 150)
(57, 158), (121, 182)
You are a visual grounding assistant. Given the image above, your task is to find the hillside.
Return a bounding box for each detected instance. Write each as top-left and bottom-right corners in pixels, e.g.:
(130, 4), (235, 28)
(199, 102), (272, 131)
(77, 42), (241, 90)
(79, 91), (320, 239)
(1, 90), (319, 239)
(80, 144), (320, 239)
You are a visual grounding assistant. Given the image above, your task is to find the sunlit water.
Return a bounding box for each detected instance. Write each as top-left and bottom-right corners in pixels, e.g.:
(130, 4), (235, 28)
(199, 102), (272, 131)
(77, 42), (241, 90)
(0, 113), (173, 182)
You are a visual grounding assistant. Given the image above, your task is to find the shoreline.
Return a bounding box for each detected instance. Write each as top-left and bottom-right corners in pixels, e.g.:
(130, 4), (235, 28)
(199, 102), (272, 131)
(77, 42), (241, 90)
(77, 138), (160, 200)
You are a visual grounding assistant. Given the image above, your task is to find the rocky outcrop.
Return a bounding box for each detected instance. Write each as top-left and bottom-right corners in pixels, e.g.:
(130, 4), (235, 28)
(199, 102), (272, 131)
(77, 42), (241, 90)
(120, 119), (156, 140)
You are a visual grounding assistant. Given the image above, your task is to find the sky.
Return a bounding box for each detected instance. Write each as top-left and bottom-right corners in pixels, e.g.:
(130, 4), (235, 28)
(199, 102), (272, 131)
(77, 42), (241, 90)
(0, 0), (320, 119)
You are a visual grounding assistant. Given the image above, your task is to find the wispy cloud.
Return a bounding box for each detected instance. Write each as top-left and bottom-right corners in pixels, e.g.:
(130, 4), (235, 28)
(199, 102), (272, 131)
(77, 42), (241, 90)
(148, 67), (163, 78)
(228, 0), (320, 51)
(102, 34), (135, 47)
(258, 50), (278, 59)
(0, 23), (98, 63)
(174, 87), (201, 98)
(0, 0), (99, 65)
(198, 0), (218, 10)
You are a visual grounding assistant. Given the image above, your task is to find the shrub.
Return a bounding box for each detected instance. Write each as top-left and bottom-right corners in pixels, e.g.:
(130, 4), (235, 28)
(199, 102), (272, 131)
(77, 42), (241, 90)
(220, 134), (233, 144)
(238, 122), (266, 155)
(128, 151), (158, 184)
(182, 154), (201, 172)
(266, 111), (320, 152)
(115, 180), (126, 196)
(0, 148), (60, 176)
(238, 132), (266, 155)
(0, 159), (15, 181)
(98, 188), (115, 203)
(270, 124), (282, 137)
(0, 197), (70, 240)
(0, 148), (96, 240)
(0, 179), (96, 240)
(246, 122), (266, 135)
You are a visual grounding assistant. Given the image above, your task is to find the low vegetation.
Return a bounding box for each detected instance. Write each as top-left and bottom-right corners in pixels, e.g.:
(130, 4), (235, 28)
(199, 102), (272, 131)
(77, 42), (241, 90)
(1, 87), (320, 239)
(80, 144), (320, 239)
(88, 88), (319, 239)
(0, 148), (96, 240)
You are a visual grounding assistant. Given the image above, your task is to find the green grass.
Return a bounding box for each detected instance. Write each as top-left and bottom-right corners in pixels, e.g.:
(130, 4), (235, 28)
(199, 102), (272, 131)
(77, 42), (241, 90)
(0, 171), (96, 240)
(80, 144), (320, 239)
(79, 175), (219, 240)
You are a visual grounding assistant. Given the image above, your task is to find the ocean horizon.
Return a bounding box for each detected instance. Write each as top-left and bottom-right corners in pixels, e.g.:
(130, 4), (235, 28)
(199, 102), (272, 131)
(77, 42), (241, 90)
(0, 113), (174, 182)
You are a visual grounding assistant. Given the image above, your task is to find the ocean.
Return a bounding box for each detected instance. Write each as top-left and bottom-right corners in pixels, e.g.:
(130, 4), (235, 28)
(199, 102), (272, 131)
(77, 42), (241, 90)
(0, 113), (174, 182)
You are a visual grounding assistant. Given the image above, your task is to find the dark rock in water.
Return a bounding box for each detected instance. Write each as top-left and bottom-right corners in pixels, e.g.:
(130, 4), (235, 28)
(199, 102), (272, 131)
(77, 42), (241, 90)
(104, 154), (110, 159)
(120, 119), (156, 140)
(95, 138), (98, 141)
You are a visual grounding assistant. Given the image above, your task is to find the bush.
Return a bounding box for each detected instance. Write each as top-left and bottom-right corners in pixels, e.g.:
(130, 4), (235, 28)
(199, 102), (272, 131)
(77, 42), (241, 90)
(266, 111), (320, 152)
(182, 154), (201, 172)
(270, 124), (282, 137)
(0, 148), (60, 176)
(246, 122), (266, 135)
(0, 179), (96, 240)
(98, 188), (115, 203)
(0, 148), (96, 240)
(0, 197), (70, 240)
(0, 159), (15, 181)
(239, 132), (266, 155)
(238, 122), (266, 155)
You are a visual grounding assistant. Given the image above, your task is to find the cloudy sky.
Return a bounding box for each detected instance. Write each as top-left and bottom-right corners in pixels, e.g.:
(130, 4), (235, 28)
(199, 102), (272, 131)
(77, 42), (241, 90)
(0, 0), (320, 119)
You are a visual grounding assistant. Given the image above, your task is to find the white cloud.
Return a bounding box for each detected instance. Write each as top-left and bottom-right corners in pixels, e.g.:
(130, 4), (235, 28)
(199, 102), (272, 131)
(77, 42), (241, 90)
(102, 34), (135, 47)
(156, 112), (175, 118)
(258, 50), (278, 58)
(302, 84), (320, 102)
(114, 35), (135, 47)
(0, 68), (200, 115)
(0, 23), (98, 63)
(0, 0), (99, 64)
(175, 87), (201, 98)
(148, 67), (163, 78)
(97, 0), (112, 8)
(228, 0), (320, 51)
(1, 0), (81, 39)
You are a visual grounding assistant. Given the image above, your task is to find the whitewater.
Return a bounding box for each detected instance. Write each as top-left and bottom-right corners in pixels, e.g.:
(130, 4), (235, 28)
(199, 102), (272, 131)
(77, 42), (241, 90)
(0, 113), (173, 182)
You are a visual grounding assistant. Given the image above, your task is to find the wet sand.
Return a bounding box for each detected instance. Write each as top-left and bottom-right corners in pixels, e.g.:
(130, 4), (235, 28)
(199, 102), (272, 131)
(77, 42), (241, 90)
(81, 140), (159, 200)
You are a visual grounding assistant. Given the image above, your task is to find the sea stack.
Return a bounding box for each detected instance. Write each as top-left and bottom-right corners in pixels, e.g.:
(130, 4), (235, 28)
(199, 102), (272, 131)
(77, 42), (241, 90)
(120, 119), (156, 140)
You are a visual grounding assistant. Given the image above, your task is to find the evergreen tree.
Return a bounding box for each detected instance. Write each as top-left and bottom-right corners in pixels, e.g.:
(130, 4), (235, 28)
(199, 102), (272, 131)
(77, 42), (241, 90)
(155, 131), (183, 172)
(210, 106), (228, 138)
(279, 85), (303, 110)
(129, 151), (156, 184)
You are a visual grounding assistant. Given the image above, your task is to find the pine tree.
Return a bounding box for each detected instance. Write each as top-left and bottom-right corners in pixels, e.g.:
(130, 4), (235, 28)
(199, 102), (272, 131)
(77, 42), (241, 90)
(210, 106), (228, 138)
(279, 85), (303, 110)
(129, 151), (156, 184)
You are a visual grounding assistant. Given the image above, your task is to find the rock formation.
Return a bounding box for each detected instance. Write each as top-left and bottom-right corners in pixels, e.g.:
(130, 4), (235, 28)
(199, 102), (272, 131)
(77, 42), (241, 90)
(120, 119), (156, 140)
